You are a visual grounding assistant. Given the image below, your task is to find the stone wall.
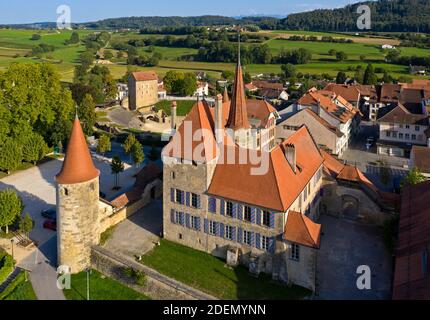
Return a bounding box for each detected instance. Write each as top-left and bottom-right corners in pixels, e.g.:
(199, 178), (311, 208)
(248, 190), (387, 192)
(128, 78), (158, 111)
(91, 246), (215, 300)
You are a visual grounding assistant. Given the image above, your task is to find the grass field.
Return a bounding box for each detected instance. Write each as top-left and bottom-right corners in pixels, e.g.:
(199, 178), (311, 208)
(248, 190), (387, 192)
(141, 239), (311, 300)
(63, 269), (149, 300)
(0, 28), (428, 82)
(0, 271), (37, 300)
(155, 100), (196, 116)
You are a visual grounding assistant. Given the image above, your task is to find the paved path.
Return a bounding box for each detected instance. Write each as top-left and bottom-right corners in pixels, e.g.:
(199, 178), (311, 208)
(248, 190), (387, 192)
(18, 236), (65, 300)
(315, 215), (392, 300)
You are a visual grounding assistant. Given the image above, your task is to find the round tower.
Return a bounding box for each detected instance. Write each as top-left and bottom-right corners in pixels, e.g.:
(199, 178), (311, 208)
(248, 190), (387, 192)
(55, 117), (100, 273)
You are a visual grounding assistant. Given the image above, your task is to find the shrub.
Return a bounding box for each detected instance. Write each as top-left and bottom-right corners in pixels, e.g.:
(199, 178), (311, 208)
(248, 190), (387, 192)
(123, 267), (146, 286)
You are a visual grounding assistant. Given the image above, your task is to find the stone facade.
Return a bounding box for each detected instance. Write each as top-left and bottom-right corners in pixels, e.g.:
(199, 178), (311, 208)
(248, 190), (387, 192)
(56, 176), (100, 273)
(128, 77), (158, 111)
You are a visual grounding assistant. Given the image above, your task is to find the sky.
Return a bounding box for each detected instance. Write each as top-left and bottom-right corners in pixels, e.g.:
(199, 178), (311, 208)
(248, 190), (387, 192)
(0, 0), (359, 24)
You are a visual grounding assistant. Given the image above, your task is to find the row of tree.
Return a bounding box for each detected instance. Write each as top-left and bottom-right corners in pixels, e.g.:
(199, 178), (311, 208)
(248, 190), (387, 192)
(0, 189), (33, 236)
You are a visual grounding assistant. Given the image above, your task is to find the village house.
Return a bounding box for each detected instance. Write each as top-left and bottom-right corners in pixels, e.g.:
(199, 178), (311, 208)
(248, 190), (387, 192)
(278, 88), (361, 155)
(409, 145), (430, 178)
(194, 81), (209, 98)
(128, 71), (159, 111)
(162, 51), (323, 291)
(247, 81), (289, 106)
(392, 180), (430, 300)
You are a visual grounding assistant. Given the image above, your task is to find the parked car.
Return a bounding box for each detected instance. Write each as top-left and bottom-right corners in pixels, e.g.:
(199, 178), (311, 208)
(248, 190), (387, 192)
(43, 219), (56, 231)
(41, 209), (56, 220)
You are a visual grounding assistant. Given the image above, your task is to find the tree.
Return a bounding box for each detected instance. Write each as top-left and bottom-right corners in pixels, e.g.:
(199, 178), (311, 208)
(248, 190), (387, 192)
(104, 50), (113, 60)
(110, 155), (125, 189)
(243, 72), (252, 84)
(336, 51), (348, 61)
(363, 64), (378, 85)
(221, 70), (235, 80)
(0, 189), (24, 234)
(78, 94), (96, 136)
(401, 167), (426, 188)
(66, 31), (80, 45)
(328, 49), (336, 56)
(359, 55), (366, 61)
(117, 51), (124, 59)
(281, 63), (297, 80)
(123, 134), (137, 159)
(354, 66), (365, 84)
(176, 73), (197, 97)
(131, 141), (145, 168)
(336, 71), (347, 84)
(0, 139), (22, 174)
(382, 70), (392, 84)
(97, 134), (111, 155)
(31, 34), (41, 41)
(20, 132), (47, 164)
(19, 213), (34, 238)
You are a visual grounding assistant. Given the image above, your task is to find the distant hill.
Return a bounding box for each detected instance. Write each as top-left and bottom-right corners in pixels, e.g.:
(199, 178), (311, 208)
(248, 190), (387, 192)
(280, 0), (430, 33)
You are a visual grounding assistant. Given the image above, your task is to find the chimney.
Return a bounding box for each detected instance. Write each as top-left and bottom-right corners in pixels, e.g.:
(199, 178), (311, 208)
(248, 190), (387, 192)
(171, 101), (177, 132)
(284, 143), (296, 173)
(215, 94), (224, 144)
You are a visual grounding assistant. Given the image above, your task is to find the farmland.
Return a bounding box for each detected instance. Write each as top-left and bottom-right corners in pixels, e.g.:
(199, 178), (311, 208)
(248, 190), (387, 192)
(0, 28), (428, 83)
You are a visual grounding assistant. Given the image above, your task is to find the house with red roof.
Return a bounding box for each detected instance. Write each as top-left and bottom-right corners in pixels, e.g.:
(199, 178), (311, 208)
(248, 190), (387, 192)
(162, 43), (324, 291)
(128, 71), (159, 110)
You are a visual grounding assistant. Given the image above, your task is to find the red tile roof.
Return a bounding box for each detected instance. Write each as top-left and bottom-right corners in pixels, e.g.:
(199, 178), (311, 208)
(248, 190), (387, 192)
(283, 211), (321, 248)
(132, 71), (158, 81)
(324, 84), (361, 103)
(393, 180), (430, 300)
(226, 62), (250, 130)
(56, 118), (100, 184)
(411, 146), (430, 174)
(377, 103), (428, 125)
(207, 126), (323, 211)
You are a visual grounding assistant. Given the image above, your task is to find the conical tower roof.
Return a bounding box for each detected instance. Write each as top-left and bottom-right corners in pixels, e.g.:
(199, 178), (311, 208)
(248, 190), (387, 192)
(223, 86), (230, 103)
(56, 117), (100, 184)
(226, 30), (250, 130)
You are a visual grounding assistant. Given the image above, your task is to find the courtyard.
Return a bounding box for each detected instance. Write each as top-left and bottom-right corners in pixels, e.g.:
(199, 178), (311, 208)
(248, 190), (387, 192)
(316, 214), (393, 300)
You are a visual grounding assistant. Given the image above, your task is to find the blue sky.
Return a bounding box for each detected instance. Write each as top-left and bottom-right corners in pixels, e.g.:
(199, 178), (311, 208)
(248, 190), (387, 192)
(1, 0), (358, 24)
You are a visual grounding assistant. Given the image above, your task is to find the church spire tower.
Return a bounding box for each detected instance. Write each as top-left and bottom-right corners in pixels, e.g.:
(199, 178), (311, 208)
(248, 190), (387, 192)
(226, 28), (250, 130)
(55, 117), (100, 273)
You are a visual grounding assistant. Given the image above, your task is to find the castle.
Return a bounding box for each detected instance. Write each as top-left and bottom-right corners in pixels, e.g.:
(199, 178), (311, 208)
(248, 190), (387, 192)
(162, 45), (324, 291)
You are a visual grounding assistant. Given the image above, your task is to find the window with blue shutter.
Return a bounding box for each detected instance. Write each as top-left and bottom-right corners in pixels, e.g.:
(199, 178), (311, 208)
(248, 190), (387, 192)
(232, 226), (236, 241)
(197, 194), (201, 209)
(220, 223), (225, 238)
(237, 204), (243, 220)
(215, 222), (220, 237)
(250, 207), (256, 224)
(170, 209), (175, 223)
(269, 212), (275, 229)
(170, 188), (174, 202)
(196, 217), (201, 231)
(250, 232), (255, 247)
(237, 227), (243, 243)
(204, 219), (208, 234)
(255, 233), (261, 249)
(180, 191), (185, 205)
(268, 237), (275, 253)
(208, 197), (216, 213)
(186, 192), (190, 207)
(232, 203), (237, 218)
(256, 209), (262, 225)
(185, 213), (190, 228)
(180, 212), (185, 226)
(220, 199), (225, 215)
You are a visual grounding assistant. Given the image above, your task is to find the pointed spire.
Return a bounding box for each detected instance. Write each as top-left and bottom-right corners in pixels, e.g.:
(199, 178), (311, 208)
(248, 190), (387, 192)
(226, 27), (250, 130)
(223, 86), (229, 103)
(56, 118), (99, 184)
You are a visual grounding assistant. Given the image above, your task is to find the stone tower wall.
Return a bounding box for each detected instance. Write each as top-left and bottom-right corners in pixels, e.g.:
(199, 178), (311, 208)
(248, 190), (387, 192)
(56, 176), (100, 273)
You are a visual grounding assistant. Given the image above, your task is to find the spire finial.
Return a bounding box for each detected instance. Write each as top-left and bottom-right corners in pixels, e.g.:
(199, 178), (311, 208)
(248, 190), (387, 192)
(75, 105), (79, 119)
(237, 26), (241, 66)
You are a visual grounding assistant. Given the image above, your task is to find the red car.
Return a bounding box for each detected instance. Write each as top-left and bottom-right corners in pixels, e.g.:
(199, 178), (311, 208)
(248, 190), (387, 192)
(43, 219), (57, 231)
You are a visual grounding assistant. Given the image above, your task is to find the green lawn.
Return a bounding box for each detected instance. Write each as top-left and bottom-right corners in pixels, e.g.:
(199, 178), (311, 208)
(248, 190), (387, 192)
(0, 271), (37, 300)
(141, 239), (311, 300)
(155, 99), (196, 116)
(63, 269), (149, 300)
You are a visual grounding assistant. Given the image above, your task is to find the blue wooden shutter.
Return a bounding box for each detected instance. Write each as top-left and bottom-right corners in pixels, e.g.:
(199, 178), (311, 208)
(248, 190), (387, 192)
(238, 204), (243, 220)
(185, 213), (190, 228)
(256, 233), (261, 249)
(181, 191), (185, 204)
(256, 209), (262, 226)
(215, 222), (220, 237)
(170, 209), (175, 223)
(170, 188), (174, 202)
(196, 217), (201, 231)
(186, 192), (190, 207)
(269, 212), (275, 229)
(237, 227), (243, 243)
(231, 227), (236, 241)
(197, 195), (201, 209)
(220, 223), (225, 238)
(208, 197), (215, 213)
(204, 219), (208, 234)
(251, 207), (256, 224)
(180, 212), (185, 225)
(268, 237), (275, 253)
(250, 232), (255, 247)
(220, 199), (225, 215)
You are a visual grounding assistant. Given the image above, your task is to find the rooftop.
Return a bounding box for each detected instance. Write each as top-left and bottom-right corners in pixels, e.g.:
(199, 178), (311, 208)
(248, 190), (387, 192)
(283, 211), (321, 248)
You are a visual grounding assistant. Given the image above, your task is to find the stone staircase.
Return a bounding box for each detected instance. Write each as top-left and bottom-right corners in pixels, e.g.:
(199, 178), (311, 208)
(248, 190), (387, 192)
(0, 268), (21, 293)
